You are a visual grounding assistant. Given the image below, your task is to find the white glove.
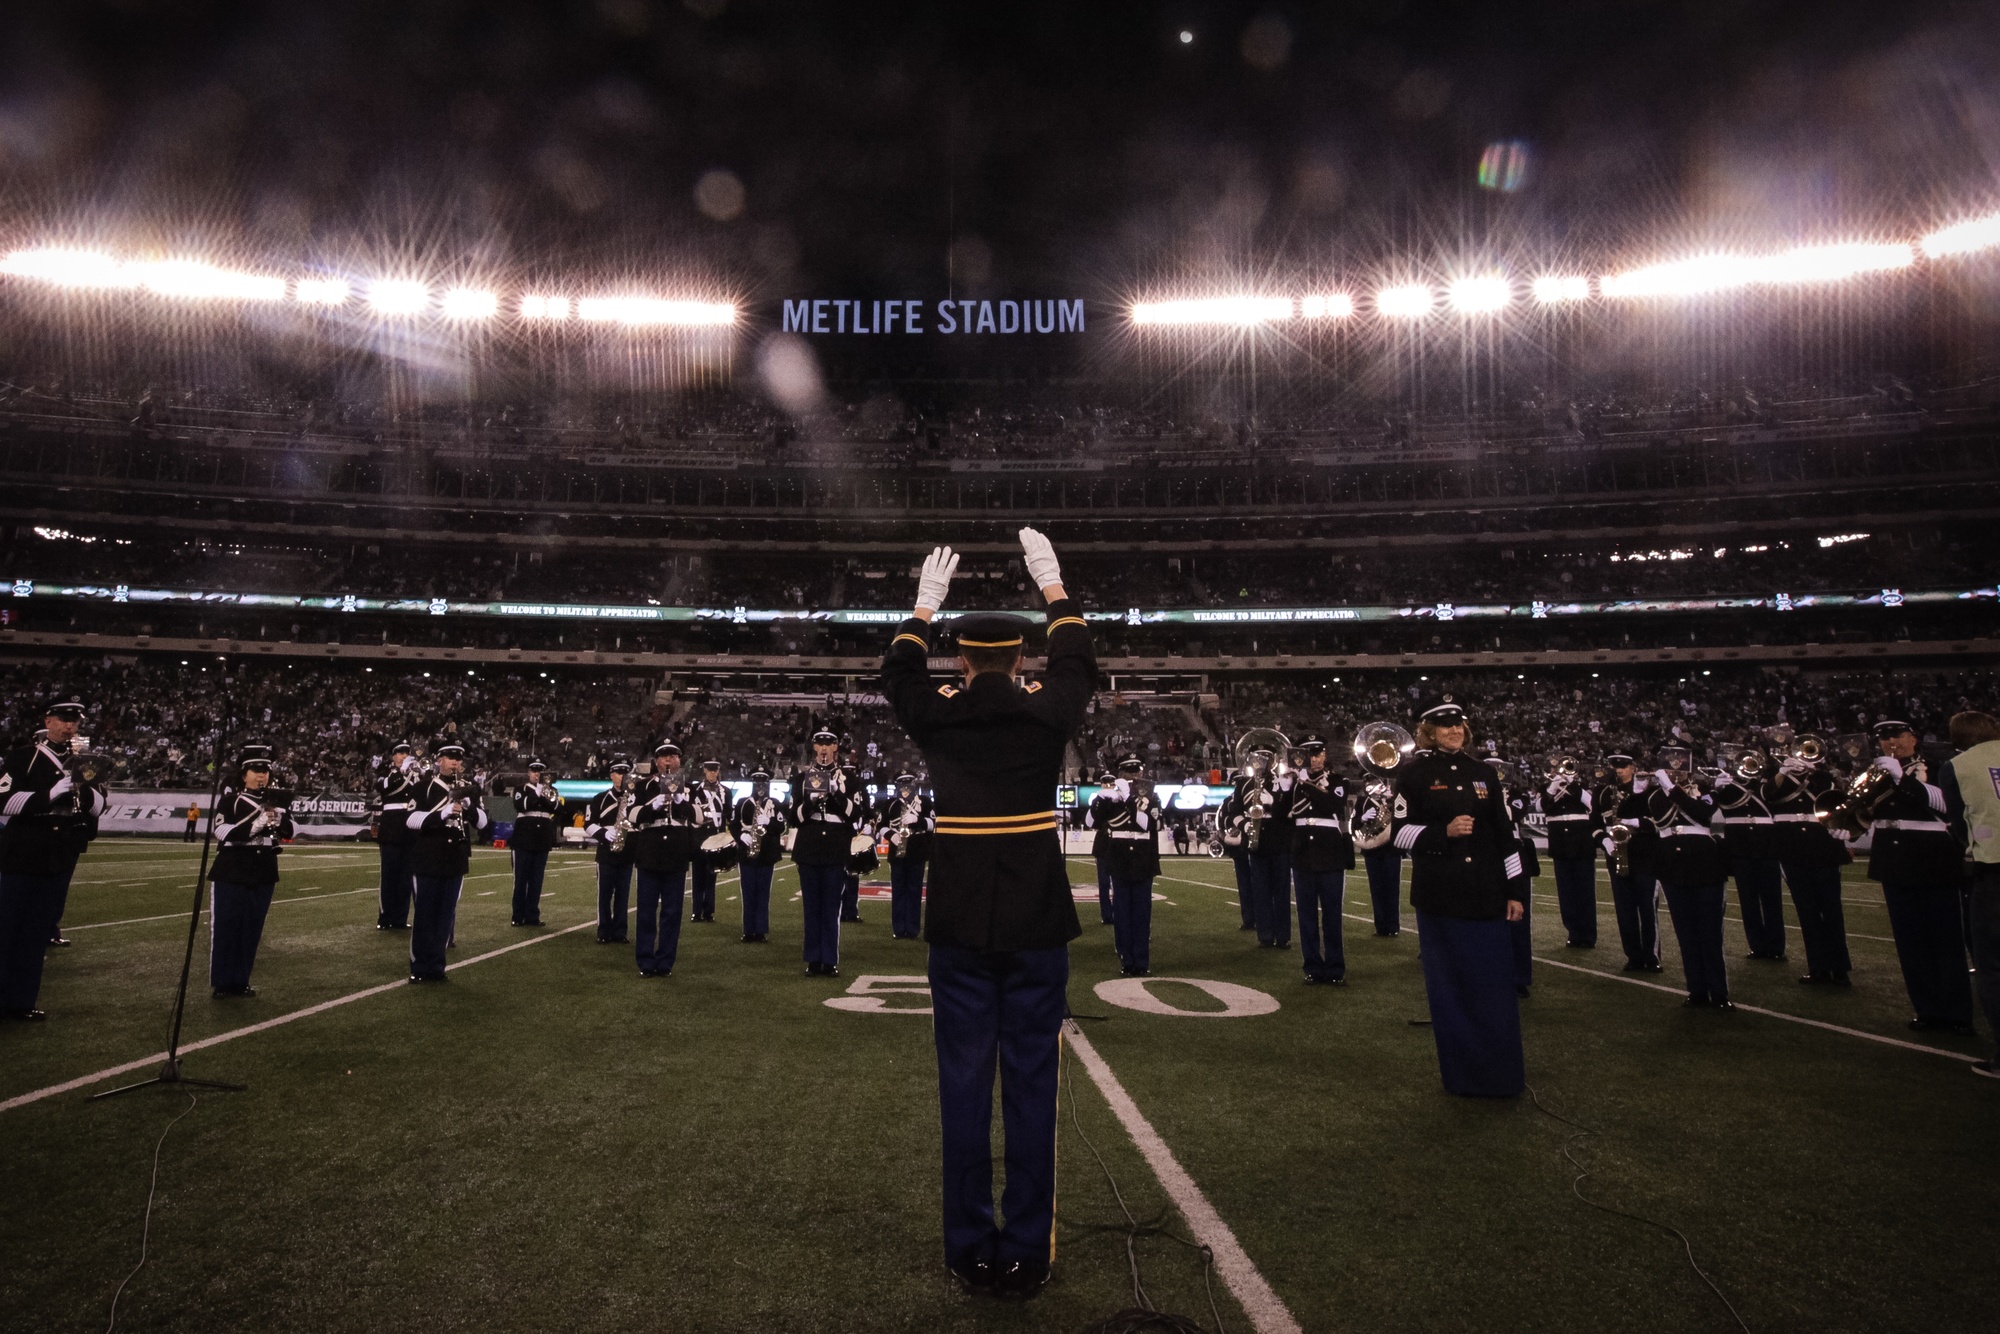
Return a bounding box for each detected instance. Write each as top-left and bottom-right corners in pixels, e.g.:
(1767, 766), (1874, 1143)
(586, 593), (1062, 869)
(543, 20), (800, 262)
(1276, 773), (1295, 793)
(1136, 811), (1152, 831)
(1653, 769), (1675, 792)
(914, 546), (959, 614)
(649, 794), (667, 810)
(49, 776), (74, 799)
(1873, 756), (1903, 781)
(1113, 778), (1131, 800)
(1631, 775), (1651, 792)
(1544, 779), (1565, 798)
(1780, 757), (1812, 777)
(739, 831), (755, 847)
(1712, 770), (1738, 788)
(1253, 789), (1274, 809)
(1018, 527), (1062, 591)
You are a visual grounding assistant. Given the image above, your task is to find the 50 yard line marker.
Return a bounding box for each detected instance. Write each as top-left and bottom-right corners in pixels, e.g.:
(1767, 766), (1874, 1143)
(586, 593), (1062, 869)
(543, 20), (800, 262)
(1064, 1022), (1304, 1334)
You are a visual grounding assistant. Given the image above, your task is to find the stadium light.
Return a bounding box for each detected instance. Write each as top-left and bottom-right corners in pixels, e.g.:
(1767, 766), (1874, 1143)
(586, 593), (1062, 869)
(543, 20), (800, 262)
(1374, 283), (1434, 317)
(294, 277), (350, 306)
(131, 260), (286, 302)
(1130, 296), (1294, 325)
(576, 295), (737, 326)
(1299, 294), (1355, 318)
(1921, 212), (2000, 259)
(441, 287), (499, 320)
(519, 295), (572, 320)
(1531, 274), (1591, 304)
(1602, 242), (1913, 298)
(367, 279), (430, 316)
(0, 247), (136, 289)
(1447, 276), (1511, 313)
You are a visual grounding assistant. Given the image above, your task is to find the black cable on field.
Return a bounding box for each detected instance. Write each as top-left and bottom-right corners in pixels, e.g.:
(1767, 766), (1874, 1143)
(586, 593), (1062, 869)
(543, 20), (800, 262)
(105, 1091), (199, 1334)
(1526, 1084), (1751, 1334)
(1060, 1022), (1224, 1334)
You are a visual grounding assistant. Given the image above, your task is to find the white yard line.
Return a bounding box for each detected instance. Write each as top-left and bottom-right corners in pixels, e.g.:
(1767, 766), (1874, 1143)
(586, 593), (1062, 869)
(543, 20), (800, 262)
(1, 919), (600, 1113)
(65, 887), (373, 931)
(1064, 1022), (1302, 1334)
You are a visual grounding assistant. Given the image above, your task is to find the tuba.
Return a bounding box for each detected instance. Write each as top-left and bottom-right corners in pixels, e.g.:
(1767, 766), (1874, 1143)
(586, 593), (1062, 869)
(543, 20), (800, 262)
(1233, 728), (1290, 854)
(1351, 721), (1414, 847)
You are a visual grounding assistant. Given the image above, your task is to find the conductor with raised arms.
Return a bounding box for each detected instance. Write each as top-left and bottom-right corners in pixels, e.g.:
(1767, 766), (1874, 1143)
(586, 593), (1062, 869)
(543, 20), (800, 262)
(881, 528), (1094, 1301)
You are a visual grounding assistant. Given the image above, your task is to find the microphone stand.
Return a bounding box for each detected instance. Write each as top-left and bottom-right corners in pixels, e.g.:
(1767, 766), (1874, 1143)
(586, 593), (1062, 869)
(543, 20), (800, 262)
(96, 662), (246, 1099)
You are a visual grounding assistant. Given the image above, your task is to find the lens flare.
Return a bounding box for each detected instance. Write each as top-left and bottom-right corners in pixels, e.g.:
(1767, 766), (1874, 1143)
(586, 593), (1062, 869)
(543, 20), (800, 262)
(1130, 296), (1294, 325)
(1374, 284), (1434, 317)
(1447, 276), (1511, 313)
(367, 279), (431, 315)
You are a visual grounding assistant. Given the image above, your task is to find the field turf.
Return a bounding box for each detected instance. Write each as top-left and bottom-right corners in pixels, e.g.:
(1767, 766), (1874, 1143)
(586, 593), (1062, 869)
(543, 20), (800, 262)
(1, 840), (1994, 1333)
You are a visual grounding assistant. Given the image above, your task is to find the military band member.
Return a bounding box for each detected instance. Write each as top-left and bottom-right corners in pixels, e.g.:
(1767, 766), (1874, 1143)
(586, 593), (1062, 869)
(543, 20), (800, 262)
(1768, 746), (1853, 985)
(509, 759), (561, 927)
(688, 758), (731, 924)
(404, 744), (485, 983)
(373, 741), (420, 930)
(1599, 754), (1663, 973)
(208, 746), (295, 997)
(1098, 754), (1160, 976)
(1713, 762), (1787, 960)
(1866, 720), (1973, 1032)
(1392, 699), (1526, 1098)
(1542, 764), (1599, 948)
(1353, 781), (1403, 936)
(584, 759), (637, 943)
(1648, 763), (1732, 1008)
(631, 742), (697, 978)
(1939, 709), (2000, 1079)
(1087, 770), (1118, 927)
(840, 762), (873, 923)
(1497, 761), (1540, 995)
(0, 699), (105, 1020)
(732, 768), (786, 942)
(1234, 743), (1295, 949)
(791, 729), (860, 977)
(881, 771), (934, 940)
(882, 530), (1092, 1298)
(1288, 736), (1353, 985)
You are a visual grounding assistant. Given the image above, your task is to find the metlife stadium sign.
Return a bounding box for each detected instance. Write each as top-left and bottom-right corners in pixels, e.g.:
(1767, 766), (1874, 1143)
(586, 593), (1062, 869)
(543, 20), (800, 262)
(781, 297), (1086, 336)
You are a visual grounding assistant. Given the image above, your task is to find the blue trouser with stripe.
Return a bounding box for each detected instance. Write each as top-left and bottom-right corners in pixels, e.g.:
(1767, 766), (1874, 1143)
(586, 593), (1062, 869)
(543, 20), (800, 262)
(1550, 854), (1597, 946)
(1293, 867), (1345, 980)
(1362, 846), (1403, 935)
(1110, 874), (1152, 972)
(410, 875), (461, 980)
(739, 861), (774, 937)
(1661, 880), (1729, 1001)
(1607, 866), (1660, 969)
(636, 866), (687, 974)
(596, 861), (633, 941)
(841, 870), (862, 921)
(1733, 858), (1787, 958)
(928, 943), (1069, 1268)
(890, 857), (926, 938)
(377, 838), (414, 928)
(510, 848), (549, 924)
(1882, 882), (1973, 1025)
(1782, 861), (1851, 977)
(208, 879), (275, 992)
(0, 871), (70, 1012)
(1230, 855), (1252, 928)
(1094, 856), (1114, 924)
(799, 863), (845, 968)
(1248, 851), (1292, 946)
(691, 856), (718, 920)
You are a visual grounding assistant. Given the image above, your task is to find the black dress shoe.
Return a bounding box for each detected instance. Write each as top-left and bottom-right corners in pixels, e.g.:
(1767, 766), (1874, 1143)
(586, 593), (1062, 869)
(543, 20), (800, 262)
(1238, 923), (1256, 931)
(639, 968), (657, 977)
(993, 1257), (1050, 1301)
(4, 1008), (47, 1021)
(1302, 973), (1321, 985)
(823, 966), (839, 978)
(48, 935), (70, 947)
(212, 986), (257, 998)
(947, 1254), (996, 1296)
(1683, 994), (1711, 1008)
(1516, 985), (1531, 999)
(805, 964), (823, 976)
(1799, 972), (1830, 985)
(1713, 999), (1737, 1011)
(1564, 940), (1594, 948)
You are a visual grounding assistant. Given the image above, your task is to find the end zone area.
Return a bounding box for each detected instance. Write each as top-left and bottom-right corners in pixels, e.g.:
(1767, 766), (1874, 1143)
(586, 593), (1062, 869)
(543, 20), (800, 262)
(2, 841), (1994, 1332)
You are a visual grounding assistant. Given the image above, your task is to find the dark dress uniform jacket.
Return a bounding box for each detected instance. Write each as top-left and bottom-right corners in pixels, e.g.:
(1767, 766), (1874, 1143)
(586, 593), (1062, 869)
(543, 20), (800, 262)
(880, 793), (935, 861)
(406, 775), (482, 878)
(1542, 784), (1597, 859)
(788, 765), (860, 867)
(1866, 765), (1964, 885)
(1645, 784), (1726, 884)
(0, 742), (104, 875)
(881, 597), (1095, 952)
(1288, 773), (1356, 873)
(1505, 791), (1542, 878)
(1094, 792), (1161, 879)
(731, 795), (788, 866)
(1605, 781), (1661, 875)
(1391, 749), (1523, 920)
(585, 786), (638, 866)
(374, 766), (420, 847)
(1714, 783), (1774, 868)
(1232, 777), (1294, 855)
(631, 773), (698, 872)
(1766, 770), (1849, 867)
(510, 782), (562, 852)
(211, 788), (296, 885)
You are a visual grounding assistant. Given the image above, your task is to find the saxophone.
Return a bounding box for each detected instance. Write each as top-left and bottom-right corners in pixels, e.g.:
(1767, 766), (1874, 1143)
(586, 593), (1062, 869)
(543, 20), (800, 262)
(607, 787), (637, 854)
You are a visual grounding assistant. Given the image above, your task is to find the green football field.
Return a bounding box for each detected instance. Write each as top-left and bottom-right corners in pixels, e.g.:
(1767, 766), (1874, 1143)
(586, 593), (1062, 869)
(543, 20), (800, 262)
(2, 839), (1994, 1334)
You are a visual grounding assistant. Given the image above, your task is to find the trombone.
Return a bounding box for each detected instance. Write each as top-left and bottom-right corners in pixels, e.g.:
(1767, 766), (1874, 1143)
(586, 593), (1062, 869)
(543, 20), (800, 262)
(1233, 728), (1290, 854)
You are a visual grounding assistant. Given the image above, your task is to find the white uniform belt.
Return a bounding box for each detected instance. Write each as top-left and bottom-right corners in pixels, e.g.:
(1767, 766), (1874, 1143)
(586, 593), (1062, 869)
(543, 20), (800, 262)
(380, 802), (408, 811)
(814, 813), (848, 823)
(1547, 813), (1592, 823)
(1874, 819), (1949, 832)
(1772, 813), (1819, 823)
(1295, 817), (1343, 828)
(1621, 818), (1644, 828)
(1721, 818), (1770, 826)
(517, 811), (553, 819)
(1110, 830), (1152, 840)
(1664, 826), (1713, 837)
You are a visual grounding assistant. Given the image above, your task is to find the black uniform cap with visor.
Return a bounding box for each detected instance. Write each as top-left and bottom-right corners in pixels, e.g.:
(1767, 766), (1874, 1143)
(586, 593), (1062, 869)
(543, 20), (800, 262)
(1604, 752), (1637, 768)
(609, 758), (633, 774)
(810, 729), (839, 746)
(1871, 719), (1914, 738)
(1417, 697), (1467, 727)
(654, 741), (681, 758)
(526, 758), (546, 771)
(1116, 753), (1145, 773)
(44, 698), (86, 721)
(951, 612), (1033, 651)
(434, 744), (467, 760)
(239, 743), (274, 772)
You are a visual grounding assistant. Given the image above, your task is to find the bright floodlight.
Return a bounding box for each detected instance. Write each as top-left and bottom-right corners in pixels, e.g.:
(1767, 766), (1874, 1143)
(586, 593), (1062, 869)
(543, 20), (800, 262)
(367, 279), (430, 315)
(1603, 242), (1913, 297)
(1374, 283), (1434, 317)
(1299, 294), (1355, 318)
(1447, 276), (1511, 313)
(441, 287), (498, 320)
(519, 295), (572, 320)
(1921, 212), (2000, 259)
(576, 295), (736, 326)
(294, 277), (350, 306)
(1532, 275), (1591, 304)
(1130, 296), (1294, 325)
(132, 260), (285, 302)
(0, 248), (137, 289)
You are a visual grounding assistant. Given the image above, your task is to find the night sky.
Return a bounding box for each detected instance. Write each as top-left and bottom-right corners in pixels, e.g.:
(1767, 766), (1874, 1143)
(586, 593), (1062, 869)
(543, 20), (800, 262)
(3, 1), (1997, 304)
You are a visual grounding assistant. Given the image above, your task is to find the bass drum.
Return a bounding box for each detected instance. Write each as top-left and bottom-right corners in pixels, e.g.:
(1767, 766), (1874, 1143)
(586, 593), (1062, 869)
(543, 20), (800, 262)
(700, 830), (739, 870)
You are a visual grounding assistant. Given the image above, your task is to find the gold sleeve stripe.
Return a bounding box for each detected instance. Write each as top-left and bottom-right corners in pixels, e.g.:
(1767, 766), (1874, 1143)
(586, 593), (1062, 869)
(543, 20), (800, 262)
(935, 811), (1059, 824)
(955, 636), (1024, 648)
(935, 819), (1060, 836)
(892, 633), (929, 649)
(1047, 617), (1087, 632)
